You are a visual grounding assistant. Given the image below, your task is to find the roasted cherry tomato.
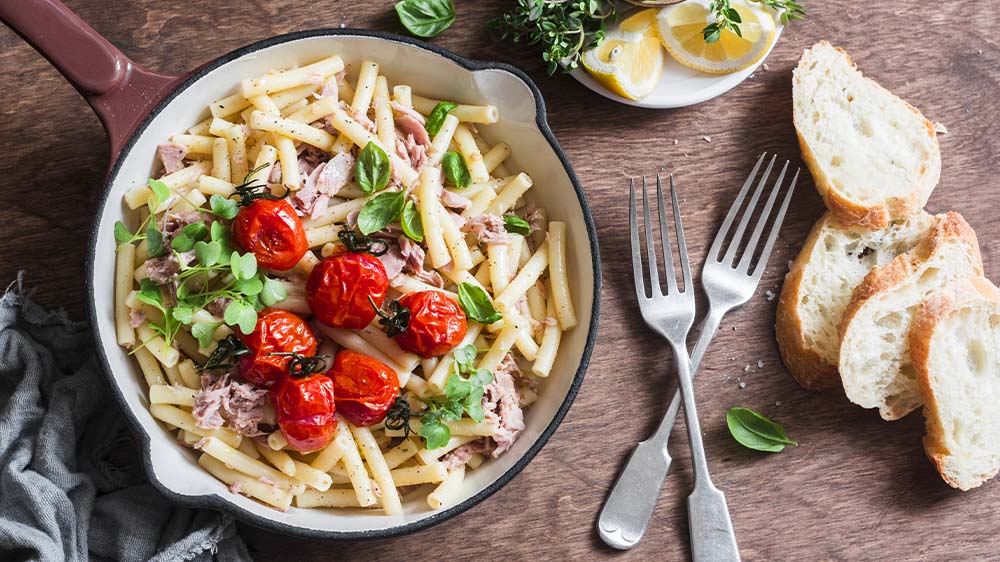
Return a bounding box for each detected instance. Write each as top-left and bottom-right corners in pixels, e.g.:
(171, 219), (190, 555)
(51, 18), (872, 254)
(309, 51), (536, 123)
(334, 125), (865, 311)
(271, 373), (337, 452)
(306, 252), (388, 329)
(232, 198), (308, 271)
(393, 291), (467, 358)
(328, 350), (399, 426)
(237, 309), (317, 387)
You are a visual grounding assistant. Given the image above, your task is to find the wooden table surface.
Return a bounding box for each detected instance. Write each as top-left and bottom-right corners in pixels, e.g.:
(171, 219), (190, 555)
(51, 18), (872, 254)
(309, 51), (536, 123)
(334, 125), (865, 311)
(2, 1), (998, 560)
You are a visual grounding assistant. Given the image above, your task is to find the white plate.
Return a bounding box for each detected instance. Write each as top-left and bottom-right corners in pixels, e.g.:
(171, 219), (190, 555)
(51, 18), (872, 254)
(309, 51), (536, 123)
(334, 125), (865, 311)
(569, 24), (782, 108)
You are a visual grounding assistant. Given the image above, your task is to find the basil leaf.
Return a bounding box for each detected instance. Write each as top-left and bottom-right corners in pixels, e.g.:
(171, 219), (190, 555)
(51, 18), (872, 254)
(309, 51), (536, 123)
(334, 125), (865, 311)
(504, 215), (531, 236)
(357, 190), (406, 235)
(171, 233), (195, 252)
(234, 276), (264, 296)
(457, 282), (502, 324)
(148, 179), (170, 210)
(355, 142), (391, 194)
(400, 200), (424, 243)
(453, 344), (477, 374)
(419, 418), (451, 449)
(425, 101), (457, 136)
(171, 306), (194, 324)
(223, 300), (258, 335)
(191, 321), (222, 348)
(194, 240), (222, 267)
(114, 221), (133, 245)
(442, 151), (471, 188)
(210, 194), (239, 220)
(146, 226), (165, 258)
(726, 407), (798, 453)
(395, 0), (456, 39)
(260, 277), (288, 307)
(137, 279), (163, 307)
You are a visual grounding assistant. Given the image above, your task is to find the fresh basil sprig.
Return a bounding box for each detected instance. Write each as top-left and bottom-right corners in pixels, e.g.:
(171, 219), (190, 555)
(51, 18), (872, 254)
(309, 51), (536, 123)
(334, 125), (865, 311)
(442, 151), (471, 188)
(457, 282), (502, 324)
(504, 215), (531, 236)
(395, 0), (456, 39)
(358, 190), (407, 235)
(400, 200), (424, 243)
(356, 142), (392, 194)
(425, 101), (457, 136)
(726, 407), (798, 452)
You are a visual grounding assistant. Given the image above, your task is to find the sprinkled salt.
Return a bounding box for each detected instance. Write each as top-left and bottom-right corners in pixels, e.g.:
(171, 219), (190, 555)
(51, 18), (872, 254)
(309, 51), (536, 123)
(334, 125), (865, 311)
(738, 382), (747, 389)
(703, 136), (712, 143)
(757, 360), (764, 369)
(743, 364), (750, 373)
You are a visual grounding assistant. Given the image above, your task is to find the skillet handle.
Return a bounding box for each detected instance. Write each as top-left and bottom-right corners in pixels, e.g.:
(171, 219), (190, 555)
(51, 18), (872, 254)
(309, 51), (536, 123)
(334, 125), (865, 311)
(0, 0), (182, 160)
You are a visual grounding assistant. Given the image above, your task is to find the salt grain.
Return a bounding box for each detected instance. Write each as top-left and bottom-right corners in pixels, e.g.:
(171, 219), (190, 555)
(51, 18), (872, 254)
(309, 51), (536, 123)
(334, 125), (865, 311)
(703, 136), (712, 143)
(933, 122), (948, 135)
(757, 360), (764, 368)
(775, 400), (782, 407)
(743, 364), (750, 373)
(673, 139), (679, 145)
(762, 63), (770, 71)
(738, 382), (747, 389)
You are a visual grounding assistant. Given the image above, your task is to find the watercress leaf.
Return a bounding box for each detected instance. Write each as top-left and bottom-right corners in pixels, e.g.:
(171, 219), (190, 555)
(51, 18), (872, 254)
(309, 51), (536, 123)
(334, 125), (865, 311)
(424, 101), (457, 136)
(137, 279), (164, 308)
(234, 276), (264, 296)
(191, 321), (222, 349)
(726, 407), (798, 453)
(395, 0), (456, 39)
(445, 373), (471, 401)
(419, 418), (451, 449)
(440, 400), (464, 421)
(210, 220), (228, 242)
(457, 282), (502, 324)
(470, 368), (493, 387)
(210, 194), (239, 220)
(503, 215), (531, 236)
(146, 226), (165, 258)
(148, 179), (170, 211)
(175, 282), (190, 302)
(182, 222), (209, 241)
(441, 151), (471, 188)
(355, 142), (391, 194)
(171, 306), (194, 324)
(114, 221), (133, 245)
(223, 300), (258, 335)
(400, 199), (424, 243)
(357, 190), (406, 235)
(464, 387), (485, 422)
(194, 240), (222, 266)
(171, 233), (195, 252)
(230, 252), (258, 280)
(453, 344), (477, 374)
(260, 277), (288, 307)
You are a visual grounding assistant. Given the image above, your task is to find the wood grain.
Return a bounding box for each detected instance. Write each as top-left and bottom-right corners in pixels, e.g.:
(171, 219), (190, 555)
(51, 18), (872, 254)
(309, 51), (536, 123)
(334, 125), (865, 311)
(2, 1), (998, 560)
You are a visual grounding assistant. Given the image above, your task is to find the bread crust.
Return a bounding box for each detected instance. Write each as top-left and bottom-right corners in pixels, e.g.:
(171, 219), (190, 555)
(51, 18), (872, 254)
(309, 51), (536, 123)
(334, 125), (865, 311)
(838, 212), (983, 420)
(775, 214), (841, 390)
(793, 41), (941, 229)
(911, 277), (1000, 490)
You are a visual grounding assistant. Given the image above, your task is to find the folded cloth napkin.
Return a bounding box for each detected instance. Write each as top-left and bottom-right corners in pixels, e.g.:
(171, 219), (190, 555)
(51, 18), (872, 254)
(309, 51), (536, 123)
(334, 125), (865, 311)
(0, 275), (252, 562)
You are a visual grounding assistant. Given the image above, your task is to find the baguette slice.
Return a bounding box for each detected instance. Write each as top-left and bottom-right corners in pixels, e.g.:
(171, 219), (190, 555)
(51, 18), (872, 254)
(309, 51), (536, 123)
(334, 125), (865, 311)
(911, 277), (1000, 491)
(777, 211), (935, 390)
(910, 277), (1000, 490)
(793, 41), (941, 228)
(838, 212), (983, 420)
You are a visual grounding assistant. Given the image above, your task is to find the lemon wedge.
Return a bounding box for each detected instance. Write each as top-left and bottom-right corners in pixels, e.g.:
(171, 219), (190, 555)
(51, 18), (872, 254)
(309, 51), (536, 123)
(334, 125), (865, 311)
(581, 9), (664, 101)
(656, 0), (776, 74)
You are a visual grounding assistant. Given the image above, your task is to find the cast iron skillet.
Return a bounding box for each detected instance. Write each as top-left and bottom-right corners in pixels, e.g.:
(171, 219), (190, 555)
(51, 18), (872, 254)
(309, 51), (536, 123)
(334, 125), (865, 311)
(0, 0), (602, 539)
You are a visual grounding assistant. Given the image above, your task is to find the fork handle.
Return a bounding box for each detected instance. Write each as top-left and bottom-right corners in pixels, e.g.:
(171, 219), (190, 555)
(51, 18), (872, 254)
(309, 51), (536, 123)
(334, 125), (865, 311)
(659, 308), (725, 446)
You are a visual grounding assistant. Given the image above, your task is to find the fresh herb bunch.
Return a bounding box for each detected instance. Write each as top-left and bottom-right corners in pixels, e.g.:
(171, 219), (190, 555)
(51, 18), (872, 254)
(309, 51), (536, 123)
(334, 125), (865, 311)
(704, 0), (806, 43)
(489, 0), (617, 75)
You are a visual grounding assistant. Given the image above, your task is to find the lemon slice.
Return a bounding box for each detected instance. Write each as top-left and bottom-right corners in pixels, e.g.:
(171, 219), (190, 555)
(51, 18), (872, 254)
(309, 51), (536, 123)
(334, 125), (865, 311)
(656, 0), (776, 74)
(581, 9), (664, 101)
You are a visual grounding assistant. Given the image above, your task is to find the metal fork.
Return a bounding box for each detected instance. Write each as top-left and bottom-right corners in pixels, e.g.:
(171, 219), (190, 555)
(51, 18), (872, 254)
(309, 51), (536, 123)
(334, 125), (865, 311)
(598, 154), (798, 555)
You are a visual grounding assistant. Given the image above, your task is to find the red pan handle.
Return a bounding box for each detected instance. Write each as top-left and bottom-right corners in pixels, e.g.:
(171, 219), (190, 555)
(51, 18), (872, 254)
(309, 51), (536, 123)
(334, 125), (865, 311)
(0, 0), (184, 160)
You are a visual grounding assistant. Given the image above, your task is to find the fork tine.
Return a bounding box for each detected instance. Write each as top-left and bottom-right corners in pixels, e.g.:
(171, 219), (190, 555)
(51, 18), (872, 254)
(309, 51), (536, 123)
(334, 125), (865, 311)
(629, 177), (646, 299)
(752, 169), (799, 279)
(736, 160), (789, 273)
(669, 175), (692, 292)
(707, 153), (767, 261)
(656, 174), (677, 294)
(641, 176), (660, 296)
(721, 154), (776, 266)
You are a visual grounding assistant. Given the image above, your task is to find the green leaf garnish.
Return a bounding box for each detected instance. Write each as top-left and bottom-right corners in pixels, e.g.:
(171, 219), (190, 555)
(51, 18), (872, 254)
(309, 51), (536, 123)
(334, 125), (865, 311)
(457, 282), (502, 324)
(146, 225), (165, 258)
(148, 179), (171, 210)
(114, 221), (132, 245)
(261, 277), (288, 307)
(171, 306), (194, 324)
(210, 194), (240, 220)
(704, 0), (806, 43)
(425, 101), (457, 136)
(453, 344), (477, 374)
(419, 419), (451, 449)
(171, 233), (196, 252)
(223, 300), (258, 335)
(234, 276), (264, 296)
(503, 215), (531, 236)
(400, 200), (424, 243)
(357, 190), (406, 235)
(230, 252), (258, 281)
(194, 240), (222, 267)
(726, 407), (798, 453)
(395, 0), (456, 39)
(356, 142), (392, 194)
(191, 321), (222, 349)
(442, 151), (471, 188)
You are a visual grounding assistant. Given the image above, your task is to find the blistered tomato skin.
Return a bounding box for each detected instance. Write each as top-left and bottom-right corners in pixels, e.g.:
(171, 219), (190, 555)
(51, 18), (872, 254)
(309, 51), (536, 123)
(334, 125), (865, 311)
(393, 291), (468, 358)
(237, 309), (317, 388)
(232, 199), (308, 271)
(328, 350), (399, 426)
(306, 252), (389, 330)
(272, 374), (338, 452)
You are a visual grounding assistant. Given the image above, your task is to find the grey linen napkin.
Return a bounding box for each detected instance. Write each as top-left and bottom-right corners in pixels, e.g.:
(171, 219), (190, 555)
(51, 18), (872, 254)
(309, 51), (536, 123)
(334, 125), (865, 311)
(0, 275), (252, 562)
